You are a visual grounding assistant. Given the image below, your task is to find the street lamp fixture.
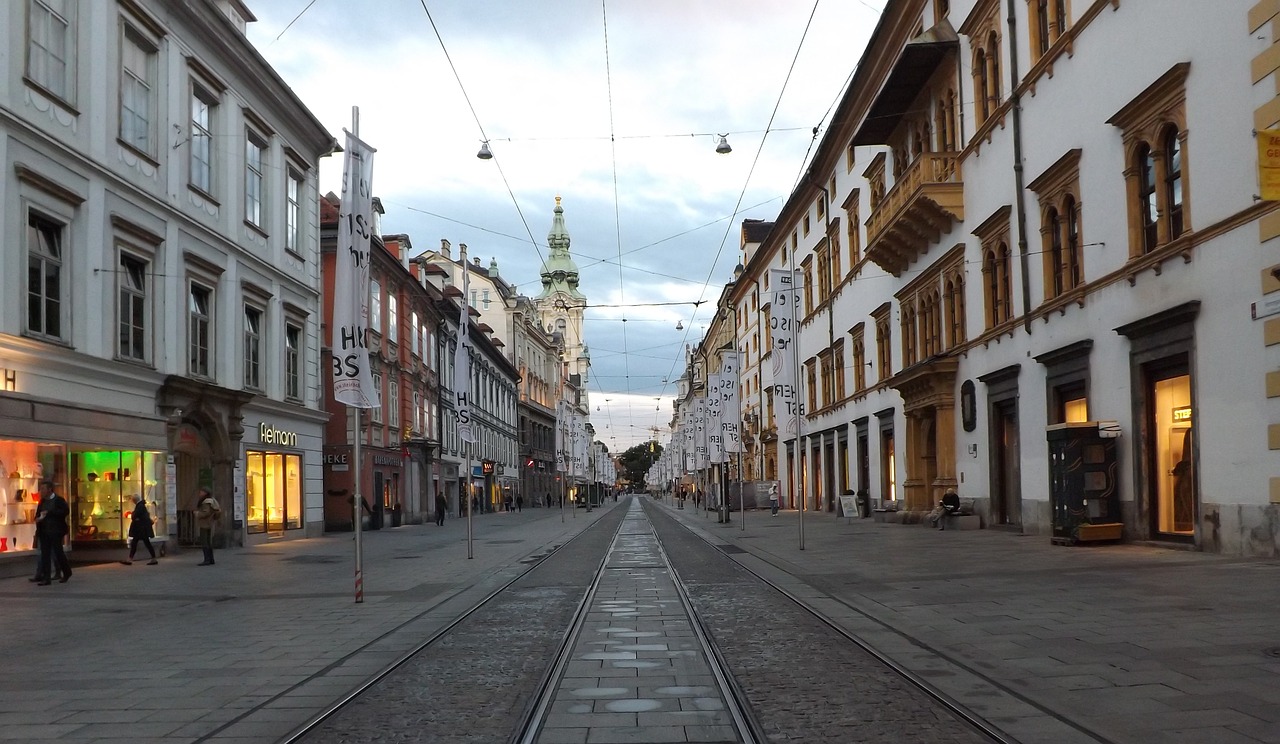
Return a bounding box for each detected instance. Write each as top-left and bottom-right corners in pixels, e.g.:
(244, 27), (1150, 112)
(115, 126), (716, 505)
(476, 141), (493, 160)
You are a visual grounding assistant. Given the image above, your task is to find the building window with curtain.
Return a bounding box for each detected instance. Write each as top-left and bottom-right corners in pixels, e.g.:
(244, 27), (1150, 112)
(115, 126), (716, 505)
(27, 212), (65, 341)
(118, 253), (148, 362)
(119, 25), (156, 155)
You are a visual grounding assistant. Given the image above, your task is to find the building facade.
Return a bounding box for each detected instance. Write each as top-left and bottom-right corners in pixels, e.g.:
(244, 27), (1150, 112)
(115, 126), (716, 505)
(728, 0), (1280, 555)
(0, 0), (334, 570)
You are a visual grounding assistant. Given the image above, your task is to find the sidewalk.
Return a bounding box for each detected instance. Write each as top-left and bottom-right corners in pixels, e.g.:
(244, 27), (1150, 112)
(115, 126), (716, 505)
(655, 497), (1280, 744)
(0, 503), (617, 744)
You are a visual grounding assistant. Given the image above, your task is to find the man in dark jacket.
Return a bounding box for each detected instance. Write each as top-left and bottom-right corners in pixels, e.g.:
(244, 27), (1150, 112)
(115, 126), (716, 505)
(34, 479), (71, 585)
(434, 492), (447, 526)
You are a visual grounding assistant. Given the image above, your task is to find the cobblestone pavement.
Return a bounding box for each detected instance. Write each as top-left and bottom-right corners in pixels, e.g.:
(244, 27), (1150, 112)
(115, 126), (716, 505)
(647, 502), (998, 744)
(0, 504), (619, 744)
(298, 505), (628, 744)
(7, 495), (1280, 744)
(649, 496), (1280, 744)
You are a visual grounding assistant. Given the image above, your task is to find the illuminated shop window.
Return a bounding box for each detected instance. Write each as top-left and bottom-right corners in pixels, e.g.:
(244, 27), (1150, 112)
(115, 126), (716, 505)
(245, 451), (302, 534)
(0, 440), (66, 553)
(69, 449), (166, 543)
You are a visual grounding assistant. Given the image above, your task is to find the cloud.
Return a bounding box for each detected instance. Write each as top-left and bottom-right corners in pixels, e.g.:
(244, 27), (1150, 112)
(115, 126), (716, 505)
(247, 0), (876, 449)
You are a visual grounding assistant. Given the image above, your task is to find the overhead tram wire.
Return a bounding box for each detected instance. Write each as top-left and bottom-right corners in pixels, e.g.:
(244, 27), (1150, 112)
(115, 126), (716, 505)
(416, 0), (547, 270)
(659, 0), (827, 398)
(601, 0), (636, 443)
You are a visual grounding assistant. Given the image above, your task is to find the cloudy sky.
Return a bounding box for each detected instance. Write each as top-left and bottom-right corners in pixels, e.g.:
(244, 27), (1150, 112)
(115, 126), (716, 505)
(245, 0), (879, 451)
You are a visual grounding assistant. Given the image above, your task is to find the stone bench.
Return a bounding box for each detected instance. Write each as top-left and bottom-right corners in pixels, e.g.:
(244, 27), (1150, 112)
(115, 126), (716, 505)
(930, 498), (982, 530)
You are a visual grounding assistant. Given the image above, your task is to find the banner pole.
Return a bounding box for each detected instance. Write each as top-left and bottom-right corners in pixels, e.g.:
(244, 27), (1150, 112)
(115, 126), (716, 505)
(351, 106), (364, 604)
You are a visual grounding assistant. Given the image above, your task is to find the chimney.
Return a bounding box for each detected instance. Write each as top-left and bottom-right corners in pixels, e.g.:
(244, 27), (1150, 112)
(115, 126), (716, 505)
(440, 238), (451, 260)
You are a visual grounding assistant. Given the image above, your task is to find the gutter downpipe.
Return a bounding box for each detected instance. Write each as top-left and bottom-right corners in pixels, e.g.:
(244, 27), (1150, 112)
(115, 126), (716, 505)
(1006, 0), (1034, 332)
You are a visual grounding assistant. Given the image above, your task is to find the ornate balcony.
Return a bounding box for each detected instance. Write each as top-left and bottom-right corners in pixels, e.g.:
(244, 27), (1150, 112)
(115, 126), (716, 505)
(865, 153), (964, 276)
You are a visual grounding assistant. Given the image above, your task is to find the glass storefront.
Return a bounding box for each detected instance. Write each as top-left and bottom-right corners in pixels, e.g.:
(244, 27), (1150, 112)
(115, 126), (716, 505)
(245, 451), (302, 534)
(70, 450), (167, 543)
(1152, 374), (1194, 536)
(0, 440), (65, 553)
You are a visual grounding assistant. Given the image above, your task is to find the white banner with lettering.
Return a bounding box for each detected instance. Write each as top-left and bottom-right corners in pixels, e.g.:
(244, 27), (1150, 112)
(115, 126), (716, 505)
(331, 130), (380, 409)
(769, 268), (801, 439)
(707, 373), (725, 464)
(452, 246), (477, 443)
(719, 352), (742, 454)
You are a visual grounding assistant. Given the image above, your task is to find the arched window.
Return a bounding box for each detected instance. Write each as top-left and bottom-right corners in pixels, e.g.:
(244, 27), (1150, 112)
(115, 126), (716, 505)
(1164, 126), (1184, 240)
(1065, 195), (1081, 289)
(1036, 0), (1050, 56)
(987, 32), (1000, 110)
(1047, 207), (1064, 297)
(975, 49), (990, 122)
(1136, 142), (1158, 253)
(998, 242), (1012, 323)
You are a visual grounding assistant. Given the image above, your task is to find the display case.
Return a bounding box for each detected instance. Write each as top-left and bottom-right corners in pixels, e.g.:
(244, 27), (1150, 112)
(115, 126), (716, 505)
(70, 450), (167, 544)
(1047, 422), (1122, 545)
(0, 440), (66, 553)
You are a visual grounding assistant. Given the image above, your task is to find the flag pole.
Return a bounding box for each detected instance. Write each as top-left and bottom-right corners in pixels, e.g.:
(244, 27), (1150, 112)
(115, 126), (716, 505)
(351, 106), (364, 604)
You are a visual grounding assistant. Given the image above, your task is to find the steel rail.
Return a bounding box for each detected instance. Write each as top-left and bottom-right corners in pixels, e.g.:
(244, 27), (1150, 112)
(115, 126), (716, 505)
(656, 502), (1120, 744)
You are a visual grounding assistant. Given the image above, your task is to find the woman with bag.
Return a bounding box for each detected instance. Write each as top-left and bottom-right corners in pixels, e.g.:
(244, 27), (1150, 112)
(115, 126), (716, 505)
(122, 495), (158, 565)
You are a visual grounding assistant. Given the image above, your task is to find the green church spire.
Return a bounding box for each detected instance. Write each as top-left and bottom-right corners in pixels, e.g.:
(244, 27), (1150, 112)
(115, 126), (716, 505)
(538, 196), (585, 300)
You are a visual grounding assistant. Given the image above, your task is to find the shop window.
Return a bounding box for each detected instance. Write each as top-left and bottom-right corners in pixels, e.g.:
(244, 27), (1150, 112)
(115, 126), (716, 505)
(245, 451), (302, 533)
(69, 450), (166, 544)
(118, 252), (149, 362)
(188, 283), (212, 378)
(0, 440), (66, 554)
(27, 0), (76, 104)
(27, 212), (65, 341)
(1151, 374), (1193, 536)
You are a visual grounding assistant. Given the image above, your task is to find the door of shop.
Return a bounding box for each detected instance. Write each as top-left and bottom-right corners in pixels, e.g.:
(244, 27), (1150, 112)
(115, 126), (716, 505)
(1145, 364), (1195, 541)
(991, 401), (1022, 527)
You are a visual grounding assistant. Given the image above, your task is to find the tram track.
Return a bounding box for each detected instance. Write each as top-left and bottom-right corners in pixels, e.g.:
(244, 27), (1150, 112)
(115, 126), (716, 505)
(644, 499), (1121, 744)
(266, 505), (628, 744)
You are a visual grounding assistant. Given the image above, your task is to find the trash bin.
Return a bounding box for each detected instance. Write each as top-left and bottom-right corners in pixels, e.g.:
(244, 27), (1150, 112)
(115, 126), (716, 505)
(857, 490), (871, 518)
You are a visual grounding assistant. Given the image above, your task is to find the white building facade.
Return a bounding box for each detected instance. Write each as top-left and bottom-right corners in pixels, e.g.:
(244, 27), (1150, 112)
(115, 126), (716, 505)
(733, 0), (1280, 555)
(0, 0), (334, 568)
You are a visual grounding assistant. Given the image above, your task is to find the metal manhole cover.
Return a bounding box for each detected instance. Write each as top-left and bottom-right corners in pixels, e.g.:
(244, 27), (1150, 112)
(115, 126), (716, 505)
(718, 544), (747, 554)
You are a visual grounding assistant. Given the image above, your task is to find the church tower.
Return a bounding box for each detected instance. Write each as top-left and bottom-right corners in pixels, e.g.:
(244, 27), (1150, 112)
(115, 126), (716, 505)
(536, 197), (590, 393)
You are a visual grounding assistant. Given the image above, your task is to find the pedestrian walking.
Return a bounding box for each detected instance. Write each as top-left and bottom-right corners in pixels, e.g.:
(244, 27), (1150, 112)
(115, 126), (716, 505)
(516, 495), (523, 512)
(194, 487), (221, 566)
(769, 484), (780, 517)
(435, 492), (447, 526)
(33, 479), (71, 585)
(122, 495), (158, 565)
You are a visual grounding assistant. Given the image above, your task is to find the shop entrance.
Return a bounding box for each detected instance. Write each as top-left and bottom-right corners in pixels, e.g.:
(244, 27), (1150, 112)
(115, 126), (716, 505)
(174, 444), (212, 546)
(991, 400), (1022, 527)
(1146, 366), (1194, 539)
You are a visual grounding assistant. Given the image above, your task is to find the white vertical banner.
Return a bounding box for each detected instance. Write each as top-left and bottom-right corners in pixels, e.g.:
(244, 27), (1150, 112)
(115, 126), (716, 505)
(682, 410), (694, 472)
(720, 352), (743, 453)
(707, 374), (725, 464)
(555, 401), (567, 473)
(769, 268), (801, 439)
(332, 131), (380, 408)
(452, 246), (477, 444)
(694, 396), (708, 470)
(572, 413), (588, 479)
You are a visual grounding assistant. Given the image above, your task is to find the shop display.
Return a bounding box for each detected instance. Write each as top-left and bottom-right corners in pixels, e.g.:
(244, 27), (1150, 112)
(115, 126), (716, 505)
(0, 441), (65, 554)
(70, 450), (167, 544)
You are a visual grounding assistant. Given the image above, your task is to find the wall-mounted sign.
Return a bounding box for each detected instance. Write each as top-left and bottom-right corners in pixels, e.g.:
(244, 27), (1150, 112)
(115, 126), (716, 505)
(259, 422), (299, 447)
(1172, 406), (1192, 423)
(372, 454), (401, 467)
(0, 368), (15, 392)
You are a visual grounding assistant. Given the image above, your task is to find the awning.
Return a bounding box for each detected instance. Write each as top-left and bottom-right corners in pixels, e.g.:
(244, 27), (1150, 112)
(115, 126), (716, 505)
(852, 20), (958, 147)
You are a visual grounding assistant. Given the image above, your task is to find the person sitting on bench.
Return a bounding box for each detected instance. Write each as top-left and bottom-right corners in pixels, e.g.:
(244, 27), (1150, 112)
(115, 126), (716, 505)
(930, 488), (962, 530)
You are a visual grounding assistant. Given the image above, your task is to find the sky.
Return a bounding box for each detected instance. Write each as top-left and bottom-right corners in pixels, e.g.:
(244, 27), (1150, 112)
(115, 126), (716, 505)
(244, 0), (879, 452)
